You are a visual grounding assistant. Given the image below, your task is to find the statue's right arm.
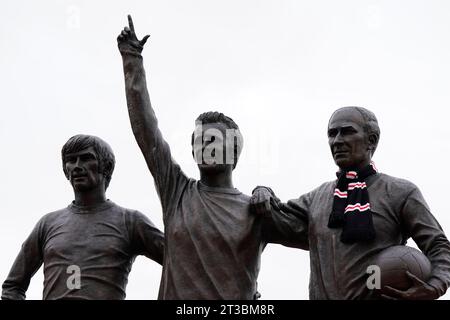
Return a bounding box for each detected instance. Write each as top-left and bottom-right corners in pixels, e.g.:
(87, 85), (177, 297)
(118, 15), (164, 176)
(118, 16), (188, 215)
(2, 220), (44, 300)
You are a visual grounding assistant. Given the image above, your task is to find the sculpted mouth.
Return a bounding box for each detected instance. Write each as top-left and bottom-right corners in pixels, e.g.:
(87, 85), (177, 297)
(72, 175), (87, 180)
(334, 151), (349, 157)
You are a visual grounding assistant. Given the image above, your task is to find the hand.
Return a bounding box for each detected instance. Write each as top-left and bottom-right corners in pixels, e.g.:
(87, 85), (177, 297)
(117, 15), (150, 54)
(250, 187), (273, 217)
(381, 271), (439, 300)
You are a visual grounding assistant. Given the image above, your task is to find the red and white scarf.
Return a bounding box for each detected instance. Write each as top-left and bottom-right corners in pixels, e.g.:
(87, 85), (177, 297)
(328, 162), (378, 243)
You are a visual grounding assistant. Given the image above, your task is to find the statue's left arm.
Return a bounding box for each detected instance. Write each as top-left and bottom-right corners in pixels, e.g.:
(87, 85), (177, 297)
(128, 211), (165, 265)
(384, 186), (450, 300)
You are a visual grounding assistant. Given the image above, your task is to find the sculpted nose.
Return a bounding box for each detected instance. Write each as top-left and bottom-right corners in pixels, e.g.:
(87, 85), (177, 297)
(334, 132), (344, 144)
(73, 157), (84, 171)
(72, 166), (83, 174)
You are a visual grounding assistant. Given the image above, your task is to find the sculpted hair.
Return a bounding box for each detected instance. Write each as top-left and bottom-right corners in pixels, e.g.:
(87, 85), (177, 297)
(191, 111), (243, 169)
(61, 134), (116, 189)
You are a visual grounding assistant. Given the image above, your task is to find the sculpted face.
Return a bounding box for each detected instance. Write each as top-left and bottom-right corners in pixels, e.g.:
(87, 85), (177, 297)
(192, 122), (234, 174)
(327, 108), (374, 171)
(64, 146), (105, 192)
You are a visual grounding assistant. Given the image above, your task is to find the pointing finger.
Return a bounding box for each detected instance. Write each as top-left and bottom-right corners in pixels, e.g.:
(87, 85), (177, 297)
(128, 14), (135, 32)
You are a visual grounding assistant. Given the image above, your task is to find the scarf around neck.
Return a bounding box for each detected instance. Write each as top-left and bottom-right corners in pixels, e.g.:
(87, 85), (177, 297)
(328, 162), (378, 244)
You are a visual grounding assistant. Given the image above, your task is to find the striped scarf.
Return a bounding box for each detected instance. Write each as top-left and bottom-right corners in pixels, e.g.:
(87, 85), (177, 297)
(328, 162), (378, 243)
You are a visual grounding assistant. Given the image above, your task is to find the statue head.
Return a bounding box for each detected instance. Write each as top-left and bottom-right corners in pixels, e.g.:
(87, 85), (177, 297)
(191, 111), (243, 173)
(61, 134), (115, 191)
(327, 106), (380, 171)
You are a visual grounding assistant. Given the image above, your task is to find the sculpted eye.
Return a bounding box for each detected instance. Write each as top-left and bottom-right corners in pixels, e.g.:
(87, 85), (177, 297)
(65, 157), (76, 163)
(342, 127), (357, 135)
(328, 129), (337, 137)
(81, 154), (96, 161)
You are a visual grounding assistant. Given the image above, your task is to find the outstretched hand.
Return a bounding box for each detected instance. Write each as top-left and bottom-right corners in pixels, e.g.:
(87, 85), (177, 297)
(381, 271), (439, 300)
(117, 15), (150, 54)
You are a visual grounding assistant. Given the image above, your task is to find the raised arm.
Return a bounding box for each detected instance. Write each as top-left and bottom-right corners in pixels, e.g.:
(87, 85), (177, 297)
(117, 15), (159, 169)
(117, 15), (188, 213)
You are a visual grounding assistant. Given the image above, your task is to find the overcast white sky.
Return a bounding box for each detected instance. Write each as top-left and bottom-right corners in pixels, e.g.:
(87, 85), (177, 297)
(1, 0), (450, 300)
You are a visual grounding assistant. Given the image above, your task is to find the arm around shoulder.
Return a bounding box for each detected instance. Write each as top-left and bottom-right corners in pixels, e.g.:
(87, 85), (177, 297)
(251, 186), (310, 250)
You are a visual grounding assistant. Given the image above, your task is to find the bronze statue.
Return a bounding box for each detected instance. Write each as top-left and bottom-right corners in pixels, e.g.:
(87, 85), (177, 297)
(251, 106), (450, 299)
(118, 15), (295, 299)
(2, 135), (164, 300)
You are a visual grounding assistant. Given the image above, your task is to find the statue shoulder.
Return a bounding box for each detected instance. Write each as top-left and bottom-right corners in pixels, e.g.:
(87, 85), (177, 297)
(373, 172), (420, 196)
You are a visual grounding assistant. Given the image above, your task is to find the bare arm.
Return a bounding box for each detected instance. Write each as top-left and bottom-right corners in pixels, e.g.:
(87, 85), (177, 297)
(117, 16), (188, 214)
(117, 15), (160, 171)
